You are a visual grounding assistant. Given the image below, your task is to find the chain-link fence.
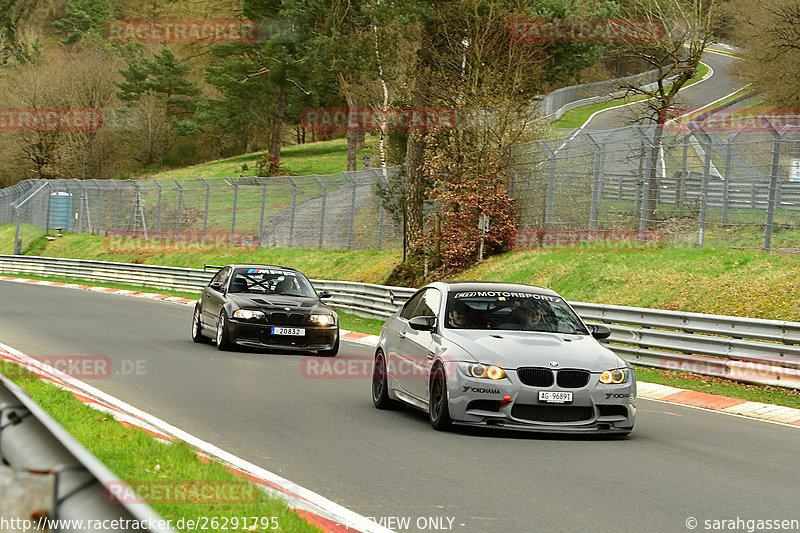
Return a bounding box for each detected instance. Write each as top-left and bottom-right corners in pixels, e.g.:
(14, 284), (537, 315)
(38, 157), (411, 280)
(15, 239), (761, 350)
(0, 167), (404, 251)
(536, 66), (674, 122)
(510, 116), (800, 251)
(4, 115), (800, 253)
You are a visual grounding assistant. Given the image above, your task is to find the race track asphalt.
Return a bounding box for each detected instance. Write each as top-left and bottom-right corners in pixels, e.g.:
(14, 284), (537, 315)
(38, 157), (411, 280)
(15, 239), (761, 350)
(584, 50), (742, 131)
(2, 281), (798, 533)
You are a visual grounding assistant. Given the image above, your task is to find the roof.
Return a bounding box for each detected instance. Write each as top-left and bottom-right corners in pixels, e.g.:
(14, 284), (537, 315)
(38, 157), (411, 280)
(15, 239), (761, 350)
(223, 264), (302, 273)
(437, 280), (560, 297)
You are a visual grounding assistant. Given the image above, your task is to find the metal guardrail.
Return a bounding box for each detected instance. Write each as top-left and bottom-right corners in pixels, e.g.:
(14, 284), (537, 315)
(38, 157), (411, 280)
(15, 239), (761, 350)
(0, 373), (174, 532)
(1, 255), (799, 388)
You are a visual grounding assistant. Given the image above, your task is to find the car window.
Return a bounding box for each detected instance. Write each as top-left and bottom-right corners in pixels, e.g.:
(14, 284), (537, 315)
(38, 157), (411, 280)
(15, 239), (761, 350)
(210, 267), (230, 288)
(415, 289), (441, 318)
(228, 268), (317, 298)
(400, 291), (425, 320)
(444, 290), (588, 334)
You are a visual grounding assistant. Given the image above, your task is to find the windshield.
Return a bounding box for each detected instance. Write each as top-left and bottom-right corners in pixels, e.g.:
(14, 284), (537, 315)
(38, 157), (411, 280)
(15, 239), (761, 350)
(228, 268), (318, 298)
(444, 290), (588, 335)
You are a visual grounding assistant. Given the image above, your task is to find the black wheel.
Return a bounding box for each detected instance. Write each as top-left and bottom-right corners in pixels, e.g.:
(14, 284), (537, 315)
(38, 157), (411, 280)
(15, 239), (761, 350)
(317, 333), (339, 356)
(372, 351), (403, 410)
(216, 312), (233, 351)
(191, 305), (208, 343)
(429, 364), (452, 430)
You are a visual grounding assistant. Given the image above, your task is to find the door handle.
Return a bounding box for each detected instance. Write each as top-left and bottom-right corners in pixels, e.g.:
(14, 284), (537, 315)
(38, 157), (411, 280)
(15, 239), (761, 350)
(399, 330), (407, 339)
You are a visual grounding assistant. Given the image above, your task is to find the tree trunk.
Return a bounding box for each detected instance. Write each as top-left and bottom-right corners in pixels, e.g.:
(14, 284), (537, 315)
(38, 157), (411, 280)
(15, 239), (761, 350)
(269, 83), (286, 175)
(403, 131), (425, 261)
(401, 33), (434, 262)
(647, 108), (668, 220)
(339, 74), (358, 172)
(346, 97), (358, 172)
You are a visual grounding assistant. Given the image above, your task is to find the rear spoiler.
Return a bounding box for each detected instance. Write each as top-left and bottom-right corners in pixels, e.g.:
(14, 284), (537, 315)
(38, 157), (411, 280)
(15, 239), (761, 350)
(203, 264), (224, 271)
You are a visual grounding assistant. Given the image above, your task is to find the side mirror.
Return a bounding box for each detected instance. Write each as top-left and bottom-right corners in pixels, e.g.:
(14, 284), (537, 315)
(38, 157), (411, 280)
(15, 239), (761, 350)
(409, 316), (436, 332)
(209, 282), (225, 293)
(318, 291), (332, 299)
(589, 323), (611, 340)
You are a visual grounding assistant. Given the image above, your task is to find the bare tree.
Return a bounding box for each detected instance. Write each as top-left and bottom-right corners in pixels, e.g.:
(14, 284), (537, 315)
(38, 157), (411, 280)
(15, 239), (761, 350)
(612, 0), (716, 217)
(728, 0), (800, 108)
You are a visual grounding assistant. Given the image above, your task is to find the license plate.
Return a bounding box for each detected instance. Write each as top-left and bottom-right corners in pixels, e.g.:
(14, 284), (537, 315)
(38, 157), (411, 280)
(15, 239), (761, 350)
(271, 327), (305, 336)
(539, 391), (573, 403)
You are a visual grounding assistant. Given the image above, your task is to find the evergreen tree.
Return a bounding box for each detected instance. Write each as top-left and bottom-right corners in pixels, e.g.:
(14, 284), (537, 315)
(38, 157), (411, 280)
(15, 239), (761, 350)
(52, 0), (113, 45)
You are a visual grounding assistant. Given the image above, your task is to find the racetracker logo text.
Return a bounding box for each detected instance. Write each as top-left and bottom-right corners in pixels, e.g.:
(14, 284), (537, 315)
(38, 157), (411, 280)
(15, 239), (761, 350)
(300, 107), (456, 132)
(104, 480), (259, 505)
(105, 20), (261, 43)
(510, 18), (664, 43)
(0, 108), (102, 131)
(301, 356), (456, 379)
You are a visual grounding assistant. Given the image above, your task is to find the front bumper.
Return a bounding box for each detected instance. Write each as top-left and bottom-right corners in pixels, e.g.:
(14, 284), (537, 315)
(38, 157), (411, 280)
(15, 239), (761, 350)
(227, 319), (338, 351)
(446, 368), (636, 433)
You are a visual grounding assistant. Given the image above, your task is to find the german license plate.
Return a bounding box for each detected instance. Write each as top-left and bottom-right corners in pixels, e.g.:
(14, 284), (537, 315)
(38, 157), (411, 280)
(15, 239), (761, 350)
(539, 391), (573, 403)
(271, 327), (305, 336)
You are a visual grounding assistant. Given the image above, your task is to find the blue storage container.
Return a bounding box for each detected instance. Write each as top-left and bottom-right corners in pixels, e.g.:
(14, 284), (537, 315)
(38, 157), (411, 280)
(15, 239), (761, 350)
(49, 192), (72, 231)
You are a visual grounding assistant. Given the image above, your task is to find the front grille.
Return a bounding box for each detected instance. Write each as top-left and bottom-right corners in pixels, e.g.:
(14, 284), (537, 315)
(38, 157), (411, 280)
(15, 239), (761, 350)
(270, 312), (287, 323)
(288, 313), (304, 324)
(556, 370), (590, 388)
(517, 368), (554, 387)
(511, 404), (593, 423)
(466, 399), (501, 412)
(598, 405), (628, 418)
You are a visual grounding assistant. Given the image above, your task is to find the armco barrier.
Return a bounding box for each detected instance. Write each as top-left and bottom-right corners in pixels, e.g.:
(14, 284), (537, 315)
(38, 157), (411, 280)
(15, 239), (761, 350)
(0, 373), (174, 532)
(1, 254), (799, 388)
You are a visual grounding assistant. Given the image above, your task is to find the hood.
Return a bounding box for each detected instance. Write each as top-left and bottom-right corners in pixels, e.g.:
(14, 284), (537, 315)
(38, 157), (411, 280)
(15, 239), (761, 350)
(444, 330), (623, 371)
(227, 294), (328, 312)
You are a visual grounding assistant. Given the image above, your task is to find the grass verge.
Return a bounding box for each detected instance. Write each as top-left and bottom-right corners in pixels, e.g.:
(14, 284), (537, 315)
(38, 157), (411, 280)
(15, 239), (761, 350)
(28, 232), (401, 285)
(0, 360), (320, 533)
(145, 137), (377, 181)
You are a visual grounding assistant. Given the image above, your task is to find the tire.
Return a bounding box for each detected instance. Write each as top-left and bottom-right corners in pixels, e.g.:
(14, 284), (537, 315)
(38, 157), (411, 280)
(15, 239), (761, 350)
(429, 364), (453, 430)
(318, 333), (339, 356)
(191, 305), (208, 343)
(372, 351), (404, 410)
(216, 312), (233, 351)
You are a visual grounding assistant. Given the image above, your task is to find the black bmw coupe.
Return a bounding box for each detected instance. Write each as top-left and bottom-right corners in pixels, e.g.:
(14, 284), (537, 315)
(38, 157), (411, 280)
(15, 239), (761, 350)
(192, 264), (339, 355)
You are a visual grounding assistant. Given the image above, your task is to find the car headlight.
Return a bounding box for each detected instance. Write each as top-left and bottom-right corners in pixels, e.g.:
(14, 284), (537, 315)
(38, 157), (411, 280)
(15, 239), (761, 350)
(458, 362), (507, 380)
(232, 309), (265, 320)
(599, 368), (629, 384)
(310, 314), (336, 325)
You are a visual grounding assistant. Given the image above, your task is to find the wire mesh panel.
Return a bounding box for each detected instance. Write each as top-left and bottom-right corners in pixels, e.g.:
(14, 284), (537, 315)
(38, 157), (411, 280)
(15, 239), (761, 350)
(4, 119), (800, 253)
